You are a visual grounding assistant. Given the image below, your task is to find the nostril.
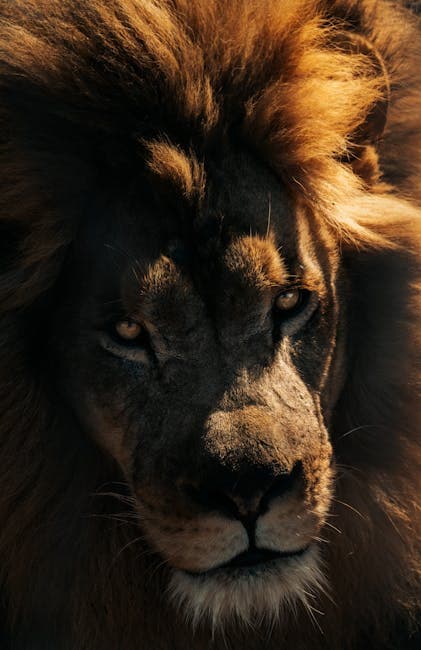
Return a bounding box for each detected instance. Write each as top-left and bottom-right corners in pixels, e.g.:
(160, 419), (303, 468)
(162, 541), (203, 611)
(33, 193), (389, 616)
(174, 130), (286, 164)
(180, 482), (240, 519)
(179, 462), (303, 521)
(260, 461), (303, 514)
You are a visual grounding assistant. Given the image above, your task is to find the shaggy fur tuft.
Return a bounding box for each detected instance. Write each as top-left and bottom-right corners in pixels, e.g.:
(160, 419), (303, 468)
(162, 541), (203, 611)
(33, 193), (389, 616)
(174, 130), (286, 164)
(169, 547), (327, 633)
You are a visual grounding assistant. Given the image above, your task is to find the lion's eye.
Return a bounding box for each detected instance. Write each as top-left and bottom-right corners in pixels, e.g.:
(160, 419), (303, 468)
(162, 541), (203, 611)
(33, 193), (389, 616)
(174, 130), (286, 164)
(114, 319), (143, 342)
(275, 289), (302, 312)
(272, 288), (318, 339)
(99, 318), (151, 362)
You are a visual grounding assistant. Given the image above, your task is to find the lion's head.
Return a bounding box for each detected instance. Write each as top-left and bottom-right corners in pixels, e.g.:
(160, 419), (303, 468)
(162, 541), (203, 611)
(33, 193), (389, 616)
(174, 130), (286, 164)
(0, 1), (420, 648)
(55, 149), (338, 626)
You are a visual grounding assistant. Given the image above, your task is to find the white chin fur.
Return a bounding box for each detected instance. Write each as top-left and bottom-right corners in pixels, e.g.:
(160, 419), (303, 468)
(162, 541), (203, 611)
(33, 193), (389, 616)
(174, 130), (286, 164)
(168, 546), (326, 632)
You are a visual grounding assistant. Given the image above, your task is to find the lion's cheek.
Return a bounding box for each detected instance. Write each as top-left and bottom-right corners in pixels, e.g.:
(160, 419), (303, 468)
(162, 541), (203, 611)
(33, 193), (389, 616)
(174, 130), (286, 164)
(255, 497), (321, 551)
(78, 399), (135, 473)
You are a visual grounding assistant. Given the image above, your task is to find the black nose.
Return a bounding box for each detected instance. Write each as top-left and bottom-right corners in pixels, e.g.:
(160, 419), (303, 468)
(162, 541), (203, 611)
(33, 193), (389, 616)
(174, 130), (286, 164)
(181, 462), (303, 525)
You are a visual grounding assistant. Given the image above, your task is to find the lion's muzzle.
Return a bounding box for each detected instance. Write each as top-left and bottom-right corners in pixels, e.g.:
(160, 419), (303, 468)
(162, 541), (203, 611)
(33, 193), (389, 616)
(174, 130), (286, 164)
(135, 402), (332, 577)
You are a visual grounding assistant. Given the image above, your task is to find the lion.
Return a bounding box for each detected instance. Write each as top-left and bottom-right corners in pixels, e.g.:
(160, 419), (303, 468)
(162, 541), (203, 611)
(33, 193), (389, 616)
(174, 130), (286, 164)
(0, 1), (420, 648)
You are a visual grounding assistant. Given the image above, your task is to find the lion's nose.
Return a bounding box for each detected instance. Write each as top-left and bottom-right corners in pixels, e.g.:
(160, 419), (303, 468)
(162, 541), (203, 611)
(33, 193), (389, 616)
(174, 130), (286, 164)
(181, 461), (303, 525)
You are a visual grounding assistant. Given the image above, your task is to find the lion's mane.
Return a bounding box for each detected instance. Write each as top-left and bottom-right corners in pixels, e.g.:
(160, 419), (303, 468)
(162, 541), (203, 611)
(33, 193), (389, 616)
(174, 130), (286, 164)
(0, 1), (420, 648)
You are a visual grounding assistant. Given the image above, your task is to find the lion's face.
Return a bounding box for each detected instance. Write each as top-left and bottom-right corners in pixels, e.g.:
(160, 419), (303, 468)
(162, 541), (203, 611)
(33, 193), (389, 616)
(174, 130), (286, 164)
(54, 151), (342, 626)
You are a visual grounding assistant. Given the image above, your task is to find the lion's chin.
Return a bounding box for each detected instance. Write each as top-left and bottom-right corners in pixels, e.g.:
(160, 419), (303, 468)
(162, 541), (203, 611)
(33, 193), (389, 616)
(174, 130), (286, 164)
(168, 546), (326, 631)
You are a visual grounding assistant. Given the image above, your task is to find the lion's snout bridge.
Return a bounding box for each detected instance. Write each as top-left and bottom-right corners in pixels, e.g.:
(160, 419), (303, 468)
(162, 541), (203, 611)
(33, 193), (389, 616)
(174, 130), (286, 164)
(174, 402), (310, 527)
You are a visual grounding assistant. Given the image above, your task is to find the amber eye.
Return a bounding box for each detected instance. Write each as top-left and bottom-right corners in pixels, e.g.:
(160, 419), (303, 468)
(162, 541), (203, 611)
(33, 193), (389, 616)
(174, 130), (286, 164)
(114, 319), (143, 342)
(100, 318), (150, 361)
(275, 289), (301, 312)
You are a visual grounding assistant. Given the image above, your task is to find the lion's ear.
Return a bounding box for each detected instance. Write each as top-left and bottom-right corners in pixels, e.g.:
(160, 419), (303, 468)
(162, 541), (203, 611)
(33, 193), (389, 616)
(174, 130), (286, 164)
(336, 32), (391, 186)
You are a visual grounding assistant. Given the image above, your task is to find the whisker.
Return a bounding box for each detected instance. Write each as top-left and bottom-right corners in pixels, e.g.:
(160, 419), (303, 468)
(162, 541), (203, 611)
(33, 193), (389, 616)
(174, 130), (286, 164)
(301, 596), (324, 634)
(323, 521), (343, 535)
(92, 491), (136, 505)
(337, 424), (384, 441)
(312, 536), (330, 545)
(113, 535), (145, 561)
(334, 463), (364, 477)
(332, 497), (366, 521)
(266, 192), (272, 238)
(144, 557), (170, 587)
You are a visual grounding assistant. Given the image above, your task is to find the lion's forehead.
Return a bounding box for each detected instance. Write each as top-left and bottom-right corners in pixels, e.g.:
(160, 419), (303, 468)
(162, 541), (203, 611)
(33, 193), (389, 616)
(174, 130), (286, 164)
(81, 153), (334, 335)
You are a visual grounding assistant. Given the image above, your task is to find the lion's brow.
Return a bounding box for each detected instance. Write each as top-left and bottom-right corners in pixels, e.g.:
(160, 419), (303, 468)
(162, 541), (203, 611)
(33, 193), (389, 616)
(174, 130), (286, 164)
(145, 139), (206, 201)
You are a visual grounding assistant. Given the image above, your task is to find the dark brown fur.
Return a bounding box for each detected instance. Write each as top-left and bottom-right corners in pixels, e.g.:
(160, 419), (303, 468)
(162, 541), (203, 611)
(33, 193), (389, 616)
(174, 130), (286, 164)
(0, 1), (420, 649)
